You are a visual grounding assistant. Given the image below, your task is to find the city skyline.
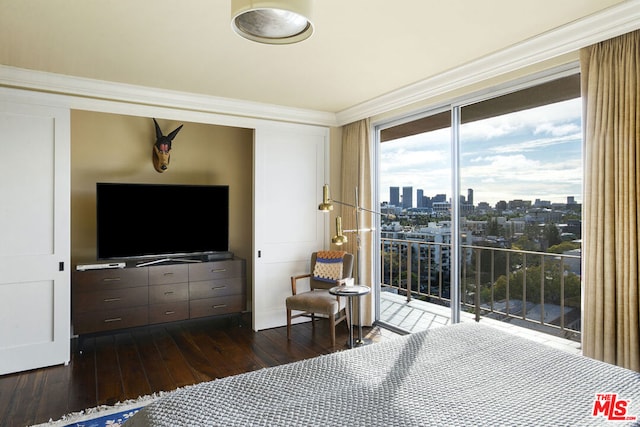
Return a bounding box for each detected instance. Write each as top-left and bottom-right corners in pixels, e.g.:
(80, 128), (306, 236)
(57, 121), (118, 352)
(385, 184), (579, 209)
(379, 98), (582, 206)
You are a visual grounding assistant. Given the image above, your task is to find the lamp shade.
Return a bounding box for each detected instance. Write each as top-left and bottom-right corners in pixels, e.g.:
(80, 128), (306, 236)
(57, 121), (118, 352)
(318, 184), (333, 211)
(332, 216), (348, 245)
(231, 0), (314, 44)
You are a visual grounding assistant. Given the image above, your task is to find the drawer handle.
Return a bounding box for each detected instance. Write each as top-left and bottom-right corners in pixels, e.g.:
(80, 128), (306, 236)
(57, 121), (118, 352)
(164, 311), (176, 315)
(212, 286), (227, 290)
(102, 277), (122, 282)
(104, 317), (122, 323)
(211, 268), (227, 273)
(212, 304), (227, 309)
(104, 297), (122, 302)
(164, 291), (174, 296)
(163, 272), (174, 276)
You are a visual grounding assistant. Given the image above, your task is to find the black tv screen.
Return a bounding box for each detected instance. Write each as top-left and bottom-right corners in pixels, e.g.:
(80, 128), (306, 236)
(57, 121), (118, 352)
(96, 183), (229, 260)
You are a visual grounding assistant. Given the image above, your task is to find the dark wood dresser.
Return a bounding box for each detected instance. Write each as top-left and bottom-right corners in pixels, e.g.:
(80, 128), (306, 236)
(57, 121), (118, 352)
(72, 259), (246, 335)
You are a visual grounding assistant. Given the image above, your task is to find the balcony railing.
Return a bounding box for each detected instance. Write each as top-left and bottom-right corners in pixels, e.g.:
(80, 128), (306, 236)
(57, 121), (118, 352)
(380, 237), (582, 341)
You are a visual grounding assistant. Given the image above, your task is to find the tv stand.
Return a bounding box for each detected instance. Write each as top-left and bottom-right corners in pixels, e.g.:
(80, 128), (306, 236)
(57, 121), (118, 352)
(136, 257), (203, 267)
(72, 258), (246, 335)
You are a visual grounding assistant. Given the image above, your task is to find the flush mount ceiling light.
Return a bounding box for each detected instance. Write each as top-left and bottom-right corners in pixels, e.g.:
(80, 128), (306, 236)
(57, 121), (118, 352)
(231, 0), (314, 44)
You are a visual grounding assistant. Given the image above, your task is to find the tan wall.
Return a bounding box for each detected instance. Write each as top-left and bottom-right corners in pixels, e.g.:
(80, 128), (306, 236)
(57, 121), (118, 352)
(70, 110), (253, 284)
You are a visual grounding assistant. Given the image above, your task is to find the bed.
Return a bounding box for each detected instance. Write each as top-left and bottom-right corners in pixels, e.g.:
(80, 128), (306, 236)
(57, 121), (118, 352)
(126, 322), (640, 426)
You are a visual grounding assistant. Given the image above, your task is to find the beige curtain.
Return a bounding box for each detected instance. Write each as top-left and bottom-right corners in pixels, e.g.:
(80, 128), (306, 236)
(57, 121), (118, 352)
(581, 29), (640, 371)
(340, 119), (372, 323)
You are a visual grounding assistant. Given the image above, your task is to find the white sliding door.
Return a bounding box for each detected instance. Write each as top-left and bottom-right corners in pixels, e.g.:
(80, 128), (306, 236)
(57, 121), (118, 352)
(0, 95), (70, 374)
(253, 123), (328, 330)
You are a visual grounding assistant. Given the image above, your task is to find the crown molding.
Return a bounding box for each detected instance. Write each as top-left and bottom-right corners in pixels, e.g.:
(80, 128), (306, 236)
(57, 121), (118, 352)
(0, 65), (338, 127)
(2, 1), (639, 129)
(336, 0), (640, 126)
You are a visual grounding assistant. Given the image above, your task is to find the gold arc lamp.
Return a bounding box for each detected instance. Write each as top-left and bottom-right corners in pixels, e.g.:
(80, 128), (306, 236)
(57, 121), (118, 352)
(319, 184), (380, 246)
(318, 184), (357, 245)
(319, 184), (385, 284)
(231, 0), (314, 45)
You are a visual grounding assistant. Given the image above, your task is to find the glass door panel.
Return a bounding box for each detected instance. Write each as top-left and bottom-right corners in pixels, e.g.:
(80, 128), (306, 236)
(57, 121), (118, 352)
(458, 75), (582, 340)
(377, 110), (452, 331)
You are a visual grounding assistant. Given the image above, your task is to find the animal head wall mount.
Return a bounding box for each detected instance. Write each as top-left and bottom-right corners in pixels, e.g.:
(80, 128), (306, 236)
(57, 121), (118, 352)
(152, 118), (183, 173)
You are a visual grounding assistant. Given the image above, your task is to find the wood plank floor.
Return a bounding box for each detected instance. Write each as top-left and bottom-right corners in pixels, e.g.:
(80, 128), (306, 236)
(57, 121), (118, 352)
(0, 315), (397, 427)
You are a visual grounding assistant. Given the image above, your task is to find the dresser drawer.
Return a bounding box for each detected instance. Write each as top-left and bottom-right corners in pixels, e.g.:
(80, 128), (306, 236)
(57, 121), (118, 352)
(74, 307), (149, 334)
(74, 286), (148, 313)
(189, 295), (245, 318)
(189, 260), (244, 281)
(149, 264), (189, 285)
(149, 301), (189, 324)
(73, 268), (148, 292)
(149, 282), (189, 304)
(189, 277), (244, 299)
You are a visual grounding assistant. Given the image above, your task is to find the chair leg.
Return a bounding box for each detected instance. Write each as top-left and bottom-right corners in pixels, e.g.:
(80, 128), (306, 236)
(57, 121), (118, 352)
(329, 314), (336, 347)
(311, 313), (315, 329)
(286, 309), (291, 341)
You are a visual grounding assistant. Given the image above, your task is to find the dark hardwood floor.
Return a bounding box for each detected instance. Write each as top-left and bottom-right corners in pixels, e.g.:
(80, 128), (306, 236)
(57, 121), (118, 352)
(0, 314), (397, 427)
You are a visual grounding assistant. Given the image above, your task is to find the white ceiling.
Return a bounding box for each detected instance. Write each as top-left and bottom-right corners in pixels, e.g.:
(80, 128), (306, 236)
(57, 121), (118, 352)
(0, 0), (637, 119)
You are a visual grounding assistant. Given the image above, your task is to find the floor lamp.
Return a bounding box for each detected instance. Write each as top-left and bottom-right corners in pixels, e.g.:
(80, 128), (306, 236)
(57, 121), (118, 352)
(318, 184), (381, 285)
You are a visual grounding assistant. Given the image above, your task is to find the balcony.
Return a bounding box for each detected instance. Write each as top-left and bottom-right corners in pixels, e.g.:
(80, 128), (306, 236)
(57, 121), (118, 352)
(378, 237), (582, 354)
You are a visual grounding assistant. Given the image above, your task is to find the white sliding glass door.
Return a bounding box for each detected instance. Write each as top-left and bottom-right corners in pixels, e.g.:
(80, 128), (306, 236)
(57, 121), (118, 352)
(376, 68), (583, 341)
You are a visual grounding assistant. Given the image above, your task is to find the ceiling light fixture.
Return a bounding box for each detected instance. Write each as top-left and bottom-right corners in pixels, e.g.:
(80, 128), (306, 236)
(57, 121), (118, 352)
(231, 0), (314, 44)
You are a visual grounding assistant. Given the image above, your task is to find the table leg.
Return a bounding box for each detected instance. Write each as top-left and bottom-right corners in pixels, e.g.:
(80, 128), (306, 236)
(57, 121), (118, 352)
(347, 296), (354, 348)
(356, 295), (364, 345)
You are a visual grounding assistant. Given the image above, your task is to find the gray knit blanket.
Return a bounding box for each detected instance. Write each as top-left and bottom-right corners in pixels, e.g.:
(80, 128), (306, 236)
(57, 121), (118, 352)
(126, 322), (640, 426)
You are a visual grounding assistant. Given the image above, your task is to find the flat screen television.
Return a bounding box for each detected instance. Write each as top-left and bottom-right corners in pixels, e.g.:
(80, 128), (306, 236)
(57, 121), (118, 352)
(96, 183), (229, 262)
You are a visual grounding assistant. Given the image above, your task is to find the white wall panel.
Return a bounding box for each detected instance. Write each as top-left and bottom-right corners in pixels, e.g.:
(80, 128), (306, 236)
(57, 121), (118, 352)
(0, 98), (70, 375)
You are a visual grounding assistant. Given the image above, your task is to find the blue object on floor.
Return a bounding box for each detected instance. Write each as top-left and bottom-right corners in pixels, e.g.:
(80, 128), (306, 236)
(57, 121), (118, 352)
(63, 407), (142, 427)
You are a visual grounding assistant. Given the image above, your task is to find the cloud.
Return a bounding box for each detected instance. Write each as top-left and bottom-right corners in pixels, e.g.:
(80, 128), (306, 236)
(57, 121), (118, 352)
(379, 147), (447, 171)
(485, 133), (581, 154)
(534, 122), (581, 137)
(379, 98), (582, 206)
(461, 98), (581, 142)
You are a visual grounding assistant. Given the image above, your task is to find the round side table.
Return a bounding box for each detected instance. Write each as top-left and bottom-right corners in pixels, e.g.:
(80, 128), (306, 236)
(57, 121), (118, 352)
(329, 284), (371, 348)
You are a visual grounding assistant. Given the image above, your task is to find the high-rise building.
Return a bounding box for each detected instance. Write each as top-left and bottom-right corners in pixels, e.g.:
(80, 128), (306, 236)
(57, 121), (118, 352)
(424, 196), (433, 208)
(417, 189), (424, 208)
(390, 187), (400, 206)
(467, 188), (474, 206)
(402, 186), (413, 209)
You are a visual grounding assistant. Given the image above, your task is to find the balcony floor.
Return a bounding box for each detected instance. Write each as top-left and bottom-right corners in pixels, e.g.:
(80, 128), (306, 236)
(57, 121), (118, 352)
(379, 290), (582, 355)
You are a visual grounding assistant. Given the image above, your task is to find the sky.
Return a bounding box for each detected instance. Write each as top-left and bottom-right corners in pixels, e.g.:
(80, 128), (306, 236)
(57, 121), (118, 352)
(379, 98), (583, 207)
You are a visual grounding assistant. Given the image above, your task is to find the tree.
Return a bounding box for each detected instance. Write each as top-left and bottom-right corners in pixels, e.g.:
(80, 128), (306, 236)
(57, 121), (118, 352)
(547, 241), (580, 254)
(524, 223), (540, 241)
(486, 218), (500, 236)
(512, 235), (539, 252)
(481, 261), (581, 308)
(543, 223), (561, 247)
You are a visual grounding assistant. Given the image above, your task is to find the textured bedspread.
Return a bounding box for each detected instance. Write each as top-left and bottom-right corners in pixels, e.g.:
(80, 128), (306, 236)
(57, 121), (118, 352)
(126, 322), (640, 426)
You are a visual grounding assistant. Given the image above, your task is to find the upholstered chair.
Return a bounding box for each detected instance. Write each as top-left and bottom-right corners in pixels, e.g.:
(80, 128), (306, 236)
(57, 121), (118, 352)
(286, 252), (354, 347)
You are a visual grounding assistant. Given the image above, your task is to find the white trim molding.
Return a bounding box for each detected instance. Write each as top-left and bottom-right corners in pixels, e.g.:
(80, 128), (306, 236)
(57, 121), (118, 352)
(336, 0), (640, 126)
(0, 65), (338, 127)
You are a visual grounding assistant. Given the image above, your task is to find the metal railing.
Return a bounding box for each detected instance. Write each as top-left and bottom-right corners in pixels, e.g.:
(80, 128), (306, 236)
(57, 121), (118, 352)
(380, 237), (582, 341)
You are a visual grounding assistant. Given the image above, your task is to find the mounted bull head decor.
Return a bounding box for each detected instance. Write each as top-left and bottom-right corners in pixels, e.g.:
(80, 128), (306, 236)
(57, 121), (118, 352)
(152, 118), (183, 173)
